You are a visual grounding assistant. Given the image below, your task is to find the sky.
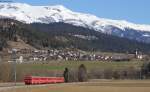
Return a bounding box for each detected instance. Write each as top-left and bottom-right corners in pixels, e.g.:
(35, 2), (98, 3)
(9, 0), (150, 24)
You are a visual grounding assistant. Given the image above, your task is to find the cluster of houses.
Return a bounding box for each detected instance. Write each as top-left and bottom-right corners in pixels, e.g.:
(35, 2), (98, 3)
(7, 48), (145, 63)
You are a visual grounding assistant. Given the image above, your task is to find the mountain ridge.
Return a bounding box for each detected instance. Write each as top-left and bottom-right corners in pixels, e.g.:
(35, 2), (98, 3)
(0, 3), (149, 30)
(0, 3), (150, 43)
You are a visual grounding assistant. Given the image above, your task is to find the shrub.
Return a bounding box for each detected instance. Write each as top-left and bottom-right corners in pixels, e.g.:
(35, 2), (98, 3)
(113, 70), (120, 79)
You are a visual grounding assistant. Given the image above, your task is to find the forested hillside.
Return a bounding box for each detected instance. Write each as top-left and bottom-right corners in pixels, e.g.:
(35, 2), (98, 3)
(0, 19), (150, 54)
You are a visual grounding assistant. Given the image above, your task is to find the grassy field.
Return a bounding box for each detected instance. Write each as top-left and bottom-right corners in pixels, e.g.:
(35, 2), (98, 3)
(1, 80), (150, 92)
(17, 61), (143, 71)
(0, 61), (144, 82)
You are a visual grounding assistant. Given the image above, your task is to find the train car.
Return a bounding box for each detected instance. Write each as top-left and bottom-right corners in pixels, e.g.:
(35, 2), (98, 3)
(24, 76), (64, 85)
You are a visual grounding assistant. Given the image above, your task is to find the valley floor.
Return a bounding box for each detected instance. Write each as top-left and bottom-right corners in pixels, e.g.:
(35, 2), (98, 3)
(1, 80), (150, 92)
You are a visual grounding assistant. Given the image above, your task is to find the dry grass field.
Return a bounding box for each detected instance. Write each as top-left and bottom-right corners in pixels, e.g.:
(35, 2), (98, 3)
(1, 80), (150, 92)
(0, 61), (144, 82)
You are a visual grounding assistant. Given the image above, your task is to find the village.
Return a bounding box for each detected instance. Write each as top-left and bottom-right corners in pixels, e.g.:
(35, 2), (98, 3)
(4, 48), (147, 63)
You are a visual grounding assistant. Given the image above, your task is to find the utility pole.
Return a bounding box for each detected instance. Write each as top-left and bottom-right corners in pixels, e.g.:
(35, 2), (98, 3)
(12, 49), (17, 86)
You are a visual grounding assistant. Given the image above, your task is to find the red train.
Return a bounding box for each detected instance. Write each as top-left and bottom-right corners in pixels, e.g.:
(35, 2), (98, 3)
(24, 76), (64, 85)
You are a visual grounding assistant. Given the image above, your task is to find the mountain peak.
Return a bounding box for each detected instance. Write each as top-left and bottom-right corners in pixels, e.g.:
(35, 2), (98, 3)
(50, 5), (68, 9)
(44, 4), (71, 12)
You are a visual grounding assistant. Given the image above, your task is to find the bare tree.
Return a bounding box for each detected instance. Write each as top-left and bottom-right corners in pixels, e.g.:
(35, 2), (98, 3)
(78, 64), (88, 82)
(141, 62), (150, 79)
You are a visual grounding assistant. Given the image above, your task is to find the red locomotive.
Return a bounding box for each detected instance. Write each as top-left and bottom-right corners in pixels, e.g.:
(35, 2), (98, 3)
(24, 76), (64, 85)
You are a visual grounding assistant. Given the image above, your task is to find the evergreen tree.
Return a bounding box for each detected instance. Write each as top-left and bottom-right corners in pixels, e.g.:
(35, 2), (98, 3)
(63, 67), (69, 83)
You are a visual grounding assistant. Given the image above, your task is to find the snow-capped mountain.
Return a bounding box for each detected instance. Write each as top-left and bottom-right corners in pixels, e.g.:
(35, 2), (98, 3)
(0, 3), (150, 43)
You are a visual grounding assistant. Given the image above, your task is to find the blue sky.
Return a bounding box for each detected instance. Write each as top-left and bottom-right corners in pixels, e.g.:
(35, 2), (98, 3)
(13, 0), (150, 24)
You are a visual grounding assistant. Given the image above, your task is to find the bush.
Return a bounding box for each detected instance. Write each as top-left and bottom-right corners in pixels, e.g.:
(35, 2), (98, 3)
(113, 70), (120, 79)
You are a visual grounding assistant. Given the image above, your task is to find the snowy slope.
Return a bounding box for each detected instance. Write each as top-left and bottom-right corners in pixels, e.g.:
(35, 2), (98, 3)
(0, 3), (150, 43)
